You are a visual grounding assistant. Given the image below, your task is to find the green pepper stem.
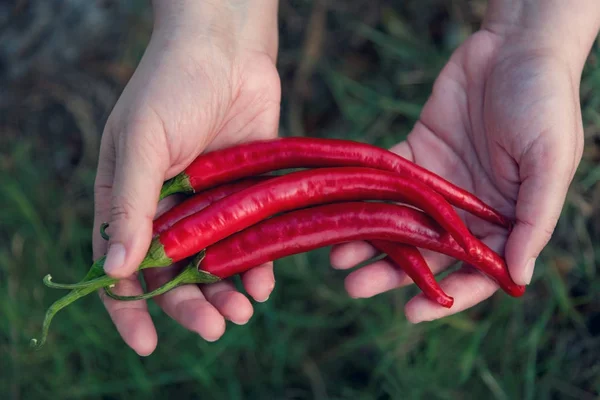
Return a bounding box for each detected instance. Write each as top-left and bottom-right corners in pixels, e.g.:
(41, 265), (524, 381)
(42, 256), (109, 290)
(100, 223), (110, 240)
(41, 238), (171, 290)
(43, 274), (90, 290)
(159, 173), (194, 200)
(104, 252), (219, 301)
(31, 274), (118, 349)
(33, 238), (173, 349)
(43, 273), (118, 290)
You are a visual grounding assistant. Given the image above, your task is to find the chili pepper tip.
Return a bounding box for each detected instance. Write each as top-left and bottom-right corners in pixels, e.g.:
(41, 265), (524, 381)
(438, 296), (454, 308)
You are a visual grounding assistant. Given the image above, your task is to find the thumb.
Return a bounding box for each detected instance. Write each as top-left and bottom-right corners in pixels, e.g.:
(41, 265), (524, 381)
(103, 126), (170, 279)
(504, 133), (580, 285)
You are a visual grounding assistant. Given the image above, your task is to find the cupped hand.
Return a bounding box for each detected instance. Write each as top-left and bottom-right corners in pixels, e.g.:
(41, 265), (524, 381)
(330, 29), (587, 321)
(93, 14), (281, 355)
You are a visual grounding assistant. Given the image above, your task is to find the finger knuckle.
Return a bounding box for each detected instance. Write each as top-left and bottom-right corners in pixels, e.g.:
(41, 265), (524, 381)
(121, 113), (170, 167)
(110, 194), (136, 223)
(98, 288), (108, 303)
(540, 224), (555, 246)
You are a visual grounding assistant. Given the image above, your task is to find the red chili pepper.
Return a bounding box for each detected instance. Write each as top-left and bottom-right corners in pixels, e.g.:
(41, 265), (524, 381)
(158, 167), (485, 263)
(197, 202), (525, 297)
(117, 202), (523, 301)
(153, 177), (272, 235)
(369, 241), (454, 308)
(33, 200), (523, 349)
(153, 176), (454, 307)
(160, 137), (512, 228)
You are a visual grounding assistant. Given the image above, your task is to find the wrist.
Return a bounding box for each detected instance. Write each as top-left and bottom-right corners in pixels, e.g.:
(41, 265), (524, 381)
(151, 0), (279, 60)
(484, 0), (600, 73)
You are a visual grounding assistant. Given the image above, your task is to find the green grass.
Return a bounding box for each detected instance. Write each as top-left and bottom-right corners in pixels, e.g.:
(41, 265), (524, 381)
(2, 2), (600, 399)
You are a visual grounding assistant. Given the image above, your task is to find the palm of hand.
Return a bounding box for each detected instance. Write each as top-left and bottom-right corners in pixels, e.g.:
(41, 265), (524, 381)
(331, 31), (581, 321)
(404, 32), (513, 233)
(115, 41), (281, 176)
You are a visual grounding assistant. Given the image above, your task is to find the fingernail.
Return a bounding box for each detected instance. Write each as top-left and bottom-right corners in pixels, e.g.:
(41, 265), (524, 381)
(256, 280), (275, 302)
(524, 257), (536, 284)
(256, 295), (270, 303)
(104, 243), (126, 275)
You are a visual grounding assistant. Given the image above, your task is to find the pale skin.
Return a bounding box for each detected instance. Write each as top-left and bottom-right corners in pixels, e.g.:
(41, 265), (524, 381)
(93, 0), (600, 355)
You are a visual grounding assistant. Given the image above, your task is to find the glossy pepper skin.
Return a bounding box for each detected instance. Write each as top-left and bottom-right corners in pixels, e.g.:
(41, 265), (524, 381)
(161, 137), (511, 228)
(153, 178), (453, 307)
(32, 200), (523, 350)
(198, 202), (525, 297)
(158, 167), (485, 263)
(152, 177), (271, 235)
(370, 241), (454, 308)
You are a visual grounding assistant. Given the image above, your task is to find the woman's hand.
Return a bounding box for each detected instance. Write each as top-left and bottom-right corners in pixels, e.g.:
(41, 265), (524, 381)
(93, 1), (280, 355)
(330, 0), (600, 321)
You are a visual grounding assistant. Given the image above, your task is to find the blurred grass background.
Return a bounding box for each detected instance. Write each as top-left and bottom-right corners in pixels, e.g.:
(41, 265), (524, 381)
(1, 1), (600, 398)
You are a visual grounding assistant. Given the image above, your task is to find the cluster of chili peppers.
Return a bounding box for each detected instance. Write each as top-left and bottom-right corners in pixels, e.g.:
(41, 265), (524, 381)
(32, 137), (525, 348)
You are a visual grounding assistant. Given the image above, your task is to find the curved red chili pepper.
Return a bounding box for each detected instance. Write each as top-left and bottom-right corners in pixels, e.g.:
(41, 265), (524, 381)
(105, 202), (523, 305)
(152, 177), (454, 306)
(153, 177), (272, 235)
(158, 167), (484, 263)
(160, 137), (512, 228)
(197, 202), (524, 297)
(33, 200), (523, 349)
(369, 241), (454, 308)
